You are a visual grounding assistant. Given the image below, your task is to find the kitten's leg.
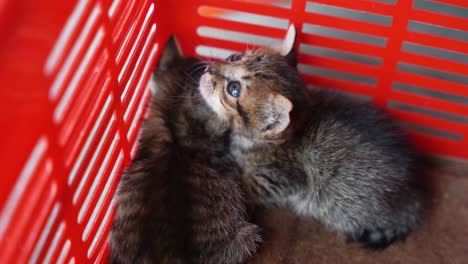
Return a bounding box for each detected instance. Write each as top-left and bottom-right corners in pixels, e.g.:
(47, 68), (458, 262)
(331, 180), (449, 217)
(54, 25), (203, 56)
(241, 151), (305, 207)
(241, 149), (307, 207)
(110, 161), (171, 263)
(110, 91), (179, 262)
(187, 163), (261, 264)
(241, 171), (287, 206)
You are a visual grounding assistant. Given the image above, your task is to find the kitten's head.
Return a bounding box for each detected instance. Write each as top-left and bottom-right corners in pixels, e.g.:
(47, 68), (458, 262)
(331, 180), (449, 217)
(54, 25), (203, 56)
(198, 25), (306, 142)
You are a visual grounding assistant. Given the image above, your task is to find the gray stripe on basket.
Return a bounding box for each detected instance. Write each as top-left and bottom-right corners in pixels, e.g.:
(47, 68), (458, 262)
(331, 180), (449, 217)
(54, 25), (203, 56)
(374, 0), (397, 4)
(197, 26), (281, 47)
(397, 121), (463, 141)
(413, 0), (468, 19)
(265, 0), (292, 9)
(392, 82), (468, 105)
(402, 42), (468, 64)
(397, 62), (468, 85)
(199, 6), (289, 29)
(408, 21), (468, 42)
(298, 63), (377, 86)
(196, 45), (237, 60)
(233, 0), (292, 9)
(305, 2), (393, 26)
(302, 23), (388, 47)
(299, 43), (382, 66)
(388, 101), (468, 124)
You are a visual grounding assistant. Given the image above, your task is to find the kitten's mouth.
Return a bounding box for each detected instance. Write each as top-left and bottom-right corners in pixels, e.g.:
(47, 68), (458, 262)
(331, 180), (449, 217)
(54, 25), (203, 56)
(198, 70), (227, 120)
(199, 72), (215, 96)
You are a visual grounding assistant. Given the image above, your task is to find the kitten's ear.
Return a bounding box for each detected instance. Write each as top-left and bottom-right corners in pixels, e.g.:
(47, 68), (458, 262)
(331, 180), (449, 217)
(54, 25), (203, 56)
(272, 24), (297, 67)
(156, 36), (182, 72)
(260, 94), (293, 138)
(281, 25), (296, 56)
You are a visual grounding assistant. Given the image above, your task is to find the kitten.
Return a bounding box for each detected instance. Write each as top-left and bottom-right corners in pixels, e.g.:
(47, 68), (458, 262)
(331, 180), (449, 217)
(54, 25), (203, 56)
(109, 37), (260, 264)
(198, 25), (425, 250)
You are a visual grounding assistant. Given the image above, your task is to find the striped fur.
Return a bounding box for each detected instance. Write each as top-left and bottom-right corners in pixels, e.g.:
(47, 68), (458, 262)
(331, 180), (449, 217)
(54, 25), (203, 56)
(109, 37), (261, 263)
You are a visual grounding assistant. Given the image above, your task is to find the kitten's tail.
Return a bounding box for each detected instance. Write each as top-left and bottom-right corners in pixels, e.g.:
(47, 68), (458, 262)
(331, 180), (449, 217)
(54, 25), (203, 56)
(346, 188), (426, 251)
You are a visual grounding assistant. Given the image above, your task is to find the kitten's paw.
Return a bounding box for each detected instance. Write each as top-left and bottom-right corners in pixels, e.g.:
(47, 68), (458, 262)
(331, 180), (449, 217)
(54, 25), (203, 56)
(242, 173), (281, 203)
(202, 224), (261, 264)
(233, 224), (262, 259)
(346, 228), (409, 250)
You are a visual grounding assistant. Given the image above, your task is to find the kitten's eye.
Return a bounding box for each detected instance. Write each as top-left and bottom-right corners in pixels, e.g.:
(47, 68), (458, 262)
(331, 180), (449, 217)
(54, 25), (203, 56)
(227, 81), (241, 98)
(226, 53), (244, 62)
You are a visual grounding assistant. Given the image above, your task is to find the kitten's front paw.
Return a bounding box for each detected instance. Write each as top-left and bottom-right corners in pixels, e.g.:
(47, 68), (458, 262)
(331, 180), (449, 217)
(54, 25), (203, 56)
(346, 228), (409, 250)
(233, 224), (262, 261)
(242, 174), (280, 205)
(200, 224), (262, 264)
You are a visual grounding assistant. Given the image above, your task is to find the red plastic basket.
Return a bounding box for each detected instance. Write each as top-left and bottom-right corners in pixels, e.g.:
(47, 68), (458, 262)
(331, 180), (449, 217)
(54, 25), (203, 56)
(0, 0), (466, 263)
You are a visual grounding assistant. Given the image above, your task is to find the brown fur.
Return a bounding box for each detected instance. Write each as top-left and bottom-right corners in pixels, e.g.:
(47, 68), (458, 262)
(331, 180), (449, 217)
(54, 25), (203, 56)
(109, 38), (261, 263)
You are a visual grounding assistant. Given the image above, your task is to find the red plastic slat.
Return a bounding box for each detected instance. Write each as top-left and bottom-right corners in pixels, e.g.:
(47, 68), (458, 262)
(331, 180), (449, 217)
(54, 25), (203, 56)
(114, 0), (147, 65)
(395, 71), (468, 98)
(117, 1), (153, 86)
(65, 77), (112, 167)
(400, 51), (468, 76)
(389, 107), (465, 135)
(196, 36), (261, 54)
(431, 0), (468, 8)
(389, 90), (468, 119)
(1, 0), (468, 263)
(410, 9), (468, 31)
(197, 16), (286, 39)
(111, 0), (139, 42)
(59, 49), (109, 147)
(198, 0), (292, 20)
(373, 0), (412, 107)
(20, 184), (58, 264)
(406, 31), (468, 54)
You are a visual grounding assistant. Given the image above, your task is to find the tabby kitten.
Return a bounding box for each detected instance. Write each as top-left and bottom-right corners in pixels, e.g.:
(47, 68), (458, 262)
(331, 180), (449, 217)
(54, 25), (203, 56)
(109, 37), (260, 264)
(198, 25), (425, 250)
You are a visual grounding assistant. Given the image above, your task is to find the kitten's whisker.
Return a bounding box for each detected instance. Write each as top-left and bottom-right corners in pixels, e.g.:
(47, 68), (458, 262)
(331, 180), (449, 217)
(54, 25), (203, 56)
(188, 61), (208, 68)
(190, 64), (209, 75)
(194, 52), (215, 64)
(187, 62), (208, 74)
(182, 71), (197, 81)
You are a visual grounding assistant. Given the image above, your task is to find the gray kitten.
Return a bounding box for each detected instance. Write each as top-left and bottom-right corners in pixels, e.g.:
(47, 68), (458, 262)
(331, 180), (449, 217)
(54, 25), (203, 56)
(197, 25), (426, 250)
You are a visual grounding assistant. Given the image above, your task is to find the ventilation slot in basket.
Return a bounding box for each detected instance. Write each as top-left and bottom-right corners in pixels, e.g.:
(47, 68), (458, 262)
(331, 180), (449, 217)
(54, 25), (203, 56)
(234, 0), (292, 9)
(86, 152), (123, 259)
(305, 2), (393, 26)
(0, 138), (55, 264)
(72, 112), (116, 205)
